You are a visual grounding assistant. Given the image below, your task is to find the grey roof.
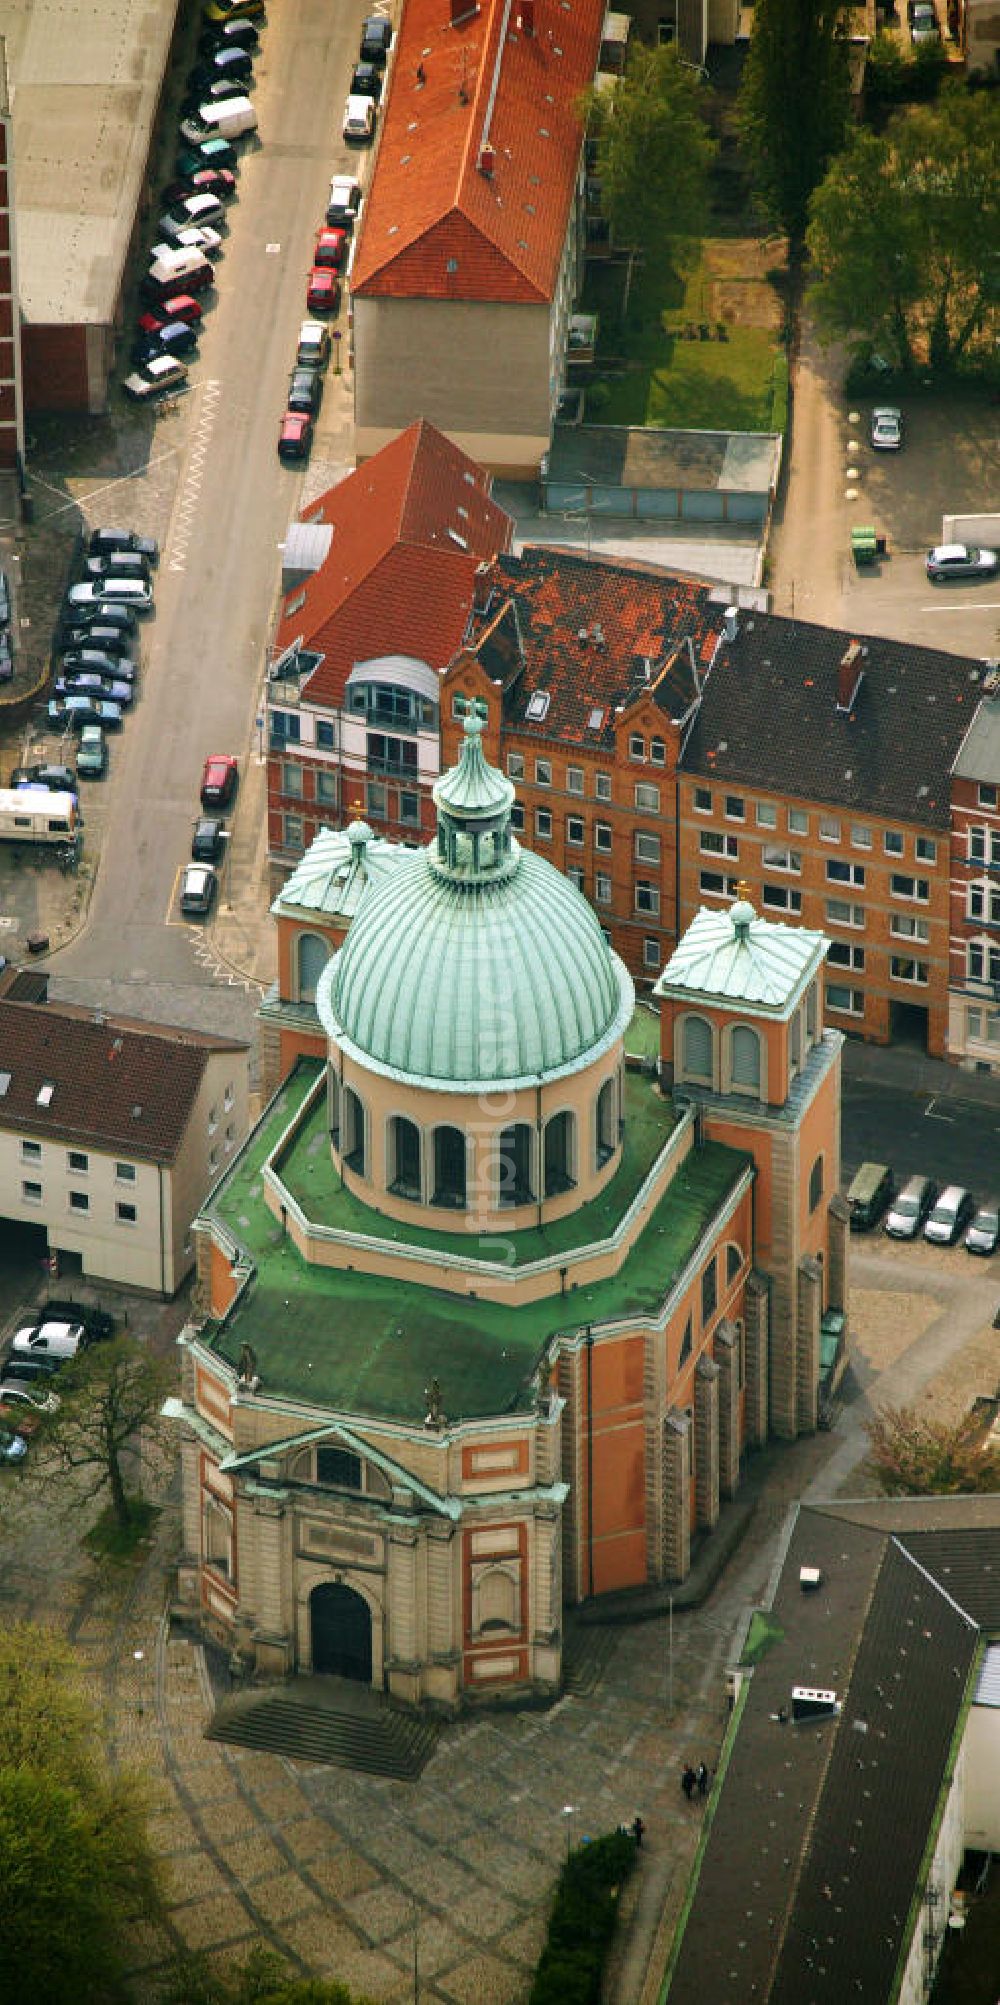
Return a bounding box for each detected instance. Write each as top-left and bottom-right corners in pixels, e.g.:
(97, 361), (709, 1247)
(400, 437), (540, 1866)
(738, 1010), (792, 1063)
(666, 1500), (988, 2005)
(7, 0), (180, 326)
(681, 611), (991, 830)
(345, 654), (440, 702)
(547, 423), (782, 497)
(654, 898), (827, 1016)
(952, 692), (1000, 784)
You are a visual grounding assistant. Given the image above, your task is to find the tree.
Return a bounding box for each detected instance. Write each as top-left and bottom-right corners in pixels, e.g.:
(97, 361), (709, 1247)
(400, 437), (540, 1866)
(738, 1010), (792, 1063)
(807, 84), (1000, 373)
(738, 0), (851, 250)
(865, 1401), (1000, 1497)
(0, 1624), (163, 2003)
(582, 45), (715, 313)
(164, 1945), (378, 2005)
(28, 1332), (175, 1533)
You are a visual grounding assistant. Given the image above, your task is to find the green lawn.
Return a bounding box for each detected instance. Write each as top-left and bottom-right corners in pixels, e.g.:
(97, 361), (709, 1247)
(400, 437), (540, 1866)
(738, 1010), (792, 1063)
(625, 1004), (661, 1060)
(581, 251), (785, 433)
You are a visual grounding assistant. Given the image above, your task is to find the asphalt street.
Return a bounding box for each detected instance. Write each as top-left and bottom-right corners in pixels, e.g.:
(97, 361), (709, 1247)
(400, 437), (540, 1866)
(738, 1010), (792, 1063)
(42, 0), (372, 1044)
(841, 1038), (1000, 1199)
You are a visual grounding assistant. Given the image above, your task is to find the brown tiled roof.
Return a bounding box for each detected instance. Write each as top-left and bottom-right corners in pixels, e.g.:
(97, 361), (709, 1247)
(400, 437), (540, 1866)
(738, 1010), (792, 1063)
(665, 1502), (985, 2005)
(466, 547), (718, 748)
(681, 609), (985, 829)
(275, 421), (511, 711)
(351, 0), (605, 304)
(0, 999), (244, 1162)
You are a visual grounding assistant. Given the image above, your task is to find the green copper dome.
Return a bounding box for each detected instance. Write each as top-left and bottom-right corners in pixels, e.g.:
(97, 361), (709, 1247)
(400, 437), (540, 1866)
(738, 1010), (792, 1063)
(316, 716), (633, 1089)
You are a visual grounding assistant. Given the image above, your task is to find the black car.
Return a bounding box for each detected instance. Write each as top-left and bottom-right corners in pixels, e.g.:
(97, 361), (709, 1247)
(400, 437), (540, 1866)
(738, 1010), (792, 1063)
(43, 1298), (114, 1342)
(360, 14), (392, 62)
(9, 762), (77, 795)
(191, 815), (226, 862)
(350, 60), (382, 98)
(60, 650), (137, 683)
(0, 568), (10, 626)
(88, 528), (159, 566)
(199, 17), (259, 54)
(0, 1356), (63, 1388)
(60, 601), (138, 639)
(287, 367), (321, 416)
(0, 631), (12, 683)
(132, 321), (200, 365)
(180, 75), (249, 116)
(188, 49), (253, 92)
(62, 623), (133, 660)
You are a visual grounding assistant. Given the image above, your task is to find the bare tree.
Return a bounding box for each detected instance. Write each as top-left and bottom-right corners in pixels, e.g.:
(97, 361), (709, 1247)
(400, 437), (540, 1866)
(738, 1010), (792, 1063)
(865, 1400), (1000, 1497)
(30, 1334), (175, 1533)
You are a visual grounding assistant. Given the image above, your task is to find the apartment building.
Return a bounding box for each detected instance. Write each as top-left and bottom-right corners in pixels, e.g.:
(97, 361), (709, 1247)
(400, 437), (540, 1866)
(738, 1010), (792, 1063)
(440, 548), (987, 1056)
(0, 976), (249, 1293)
(947, 678), (1000, 1073)
(349, 0), (605, 474)
(266, 420), (511, 882)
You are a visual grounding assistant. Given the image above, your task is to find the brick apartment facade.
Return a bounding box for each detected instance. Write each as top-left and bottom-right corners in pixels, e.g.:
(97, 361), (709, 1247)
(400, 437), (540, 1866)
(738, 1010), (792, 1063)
(0, 48), (23, 472)
(947, 680), (1000, 1075)
(441, 548), (991, 1059)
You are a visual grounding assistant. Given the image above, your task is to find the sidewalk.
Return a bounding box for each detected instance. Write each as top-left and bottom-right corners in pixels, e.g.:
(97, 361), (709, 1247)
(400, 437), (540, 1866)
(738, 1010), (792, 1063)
(841, 1034), (1000, 1110)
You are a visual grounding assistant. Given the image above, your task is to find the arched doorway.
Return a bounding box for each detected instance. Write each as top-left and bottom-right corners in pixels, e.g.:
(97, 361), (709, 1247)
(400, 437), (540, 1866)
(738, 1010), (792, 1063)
(310, 1582), (373, 1682)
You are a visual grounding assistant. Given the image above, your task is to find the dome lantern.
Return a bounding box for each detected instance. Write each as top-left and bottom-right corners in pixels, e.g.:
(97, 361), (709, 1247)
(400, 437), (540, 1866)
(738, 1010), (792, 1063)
(432, 702), (516, 885)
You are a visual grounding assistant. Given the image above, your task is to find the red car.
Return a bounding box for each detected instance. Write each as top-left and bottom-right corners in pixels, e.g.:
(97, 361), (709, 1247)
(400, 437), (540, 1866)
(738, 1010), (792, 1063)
(278, 411), (313, 461)
(200, 753), (238, 807)
(313, 227), (348, 269)
(306, 266), (341, 314)
(137, 293), (204, 336)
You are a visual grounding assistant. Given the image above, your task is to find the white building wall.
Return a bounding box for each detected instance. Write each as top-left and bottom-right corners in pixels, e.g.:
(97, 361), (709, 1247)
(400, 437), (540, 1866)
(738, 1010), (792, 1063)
(897, 1738), (967, 2005)
(0, 1124), (167, 1289)
(962, 1702), (1000, 1850)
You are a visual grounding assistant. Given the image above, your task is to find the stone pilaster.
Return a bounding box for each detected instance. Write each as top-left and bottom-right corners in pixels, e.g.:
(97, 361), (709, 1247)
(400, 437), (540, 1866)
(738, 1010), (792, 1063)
(249, 1492), (291, 1674)
(558, 1346), (584, 1603)
(826, 1193), (851, 1316)
(662, 1410), (692, 1583)
(743, 1271), (770, 1448)
(257, 1011), (282, 1104)
(644, 1330), (663, 1584)
(425, 1522), (456, 1658)
(714, 1319), (742, 1500)
(694, 1355), (720, 1531)
(765, 1132), (797, 1440)
(797, 1255), (823, 1436)
(387, 1524), (420, 1671)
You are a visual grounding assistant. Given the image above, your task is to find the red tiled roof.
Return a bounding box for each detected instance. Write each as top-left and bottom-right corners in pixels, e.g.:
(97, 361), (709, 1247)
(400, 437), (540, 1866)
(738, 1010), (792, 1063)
(467, 547), (720, 747)
(0, 1000), (244, 1162)
(351, 0), (605, 303)
(277, 421), (512, 710)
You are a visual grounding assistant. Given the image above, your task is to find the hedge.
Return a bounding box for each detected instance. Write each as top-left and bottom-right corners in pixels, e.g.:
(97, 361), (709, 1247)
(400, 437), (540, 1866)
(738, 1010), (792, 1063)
(529, 1828), (638, 2005)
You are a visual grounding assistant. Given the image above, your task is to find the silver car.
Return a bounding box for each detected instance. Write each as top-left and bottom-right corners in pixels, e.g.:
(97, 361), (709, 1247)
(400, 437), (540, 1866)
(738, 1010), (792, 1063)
(871, 406), (902, 450)
(926, 543), (998, 582)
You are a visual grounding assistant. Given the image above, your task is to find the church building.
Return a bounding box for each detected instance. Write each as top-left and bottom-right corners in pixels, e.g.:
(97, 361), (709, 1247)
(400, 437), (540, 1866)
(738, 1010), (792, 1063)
(169, 717), (849, 1709)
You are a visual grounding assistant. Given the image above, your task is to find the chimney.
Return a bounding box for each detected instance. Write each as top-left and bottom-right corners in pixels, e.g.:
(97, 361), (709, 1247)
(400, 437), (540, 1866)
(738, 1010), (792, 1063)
(518, 0), (535, 31)
(472, 559), (494, 615)
(577, 626), (589, 645)
(592, 622), (606, 649)
(723, 605), (738, 644)
(478, 142), (495, 177)
(836, 640), (864, 714)
(450, 0), (479, 24)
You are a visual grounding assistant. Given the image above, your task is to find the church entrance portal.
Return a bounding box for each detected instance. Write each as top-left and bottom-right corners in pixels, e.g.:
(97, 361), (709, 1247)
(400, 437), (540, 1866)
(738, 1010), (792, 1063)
(309, 1582), (373, 1682)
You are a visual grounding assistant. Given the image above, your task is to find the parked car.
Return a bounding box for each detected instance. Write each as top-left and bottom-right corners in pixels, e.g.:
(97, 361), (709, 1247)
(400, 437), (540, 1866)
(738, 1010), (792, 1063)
(60, 649), (137, 681)
(965, 1204), (999, 1256)
(306, 267), (340, 314)
(55, 674), (133, 708)
(10, 762), (77, 794)
(200, 752), (238, 806)
(65, 579), (154, 617)
(192, 815), (226, 861)
(88, 527), (159, 565)
(0, 568), (10, 625)
(278, 411), (313, 461)
(203, 0), (266, 23)
(48, 696), (123, 732)
(199, 18), (259, 54)
(0, 1380), (60, 1423)
(162, 169), (237, 208)
(313, 227), (347, 269)
(911, 1), (940, 40)
(132, 320), (200, 364)
(161, 191), (225, 232)
(84, 551), (152, 584)
(175, 138), (238, 177)
(12, 1316), (89, 1362)
(360, 14), (392, 62)
(926, 543), (998, 582)
(870, 407), (903, 450)
(153, 220), (223, 259)
(885, 1174), (937, 1240)
(123, 355), (189, 402)
(326, 174), (362, 229)
(287, 367), (321, 416)
(343, 94), (376, 142)
(62, 626), (132, 662)
(43, 1299), (114, 1343)
(0, 1356), (62, 1390)
(0, 632), (12, 683)
(180, 75), (251, 117)
(0, 1425), (28, 1466)
(296, 320), (331, 370)
(180, 862), (218, 916)
(846, 1161), (894, 1233)
(924, 1186), (975, 1245)
(350, 60), (381, 98)
(61, 601), (137, 638)
(76, 726), (108, 778)
(188, 49), (253, 92)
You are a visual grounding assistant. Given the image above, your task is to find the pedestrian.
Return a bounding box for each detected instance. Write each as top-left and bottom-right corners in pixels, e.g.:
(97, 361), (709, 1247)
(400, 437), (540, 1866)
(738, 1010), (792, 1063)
(696, 1762), (709, 1798)
(632, 1814), (645, 1848)
(681, 1764), (696, 1801)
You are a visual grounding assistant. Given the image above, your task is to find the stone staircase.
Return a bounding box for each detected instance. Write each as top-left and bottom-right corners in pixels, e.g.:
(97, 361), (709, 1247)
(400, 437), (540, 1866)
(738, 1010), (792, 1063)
(206, 1675), (439, 1779)
(562, 1620), (619, 1697)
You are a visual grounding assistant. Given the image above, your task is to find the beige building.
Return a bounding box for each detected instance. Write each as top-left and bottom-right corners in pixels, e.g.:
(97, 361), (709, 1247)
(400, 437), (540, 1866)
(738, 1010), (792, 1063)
(0, 976), (249, 1294)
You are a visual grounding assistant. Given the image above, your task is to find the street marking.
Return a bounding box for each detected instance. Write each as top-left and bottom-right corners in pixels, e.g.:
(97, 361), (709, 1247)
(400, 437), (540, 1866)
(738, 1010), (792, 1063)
(26, 448), (186, 522)
(919, 601), (1000, 614)
(164, 864), (186, 927)
(924, 1097), (955, 1123)
(164, 379), (223, 575)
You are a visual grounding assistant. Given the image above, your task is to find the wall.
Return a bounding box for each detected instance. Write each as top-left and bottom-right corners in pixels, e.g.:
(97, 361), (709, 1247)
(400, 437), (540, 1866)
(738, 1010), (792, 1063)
(169, 1050), (250, 1293)
(962, 1704), (1000, 1851)
(353, 295), (553, 476)
(897, 1737), (968, 2005)
(947, 767), (1000, 1075)
(0, 110), (23, 471)
(0, 1123), (166, 1289)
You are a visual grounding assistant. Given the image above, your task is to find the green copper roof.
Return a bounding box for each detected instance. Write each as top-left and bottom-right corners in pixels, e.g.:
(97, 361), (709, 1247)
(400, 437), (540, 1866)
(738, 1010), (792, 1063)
(271, 822), (414, 921)
(654, 898), (827, 1017)
(433, 715), (514, 821)
(319, 843), (633, 1088)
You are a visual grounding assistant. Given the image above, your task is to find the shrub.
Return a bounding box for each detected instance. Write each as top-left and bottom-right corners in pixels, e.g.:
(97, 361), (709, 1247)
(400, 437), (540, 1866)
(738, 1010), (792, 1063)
(529, 1829), (637, 2005)
(770, 353), (789, 434)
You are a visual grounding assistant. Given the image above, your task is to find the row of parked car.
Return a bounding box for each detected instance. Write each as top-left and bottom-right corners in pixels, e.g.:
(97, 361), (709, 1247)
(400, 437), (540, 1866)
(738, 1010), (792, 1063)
(0, 1301), (115, 1467)
(47, 528), (160, 763)
(847, 1161), (999, 1254)
(179, 754), (241, 918)
(124, 8), (266, 403)
(0, 565), (13, 685)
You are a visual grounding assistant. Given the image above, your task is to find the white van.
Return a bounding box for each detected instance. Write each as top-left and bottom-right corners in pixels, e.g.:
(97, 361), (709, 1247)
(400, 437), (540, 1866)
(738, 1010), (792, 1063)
(194, 95), (257, 139)
(12, 1317), (87, 1362)
(147, 246), (214, 290)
